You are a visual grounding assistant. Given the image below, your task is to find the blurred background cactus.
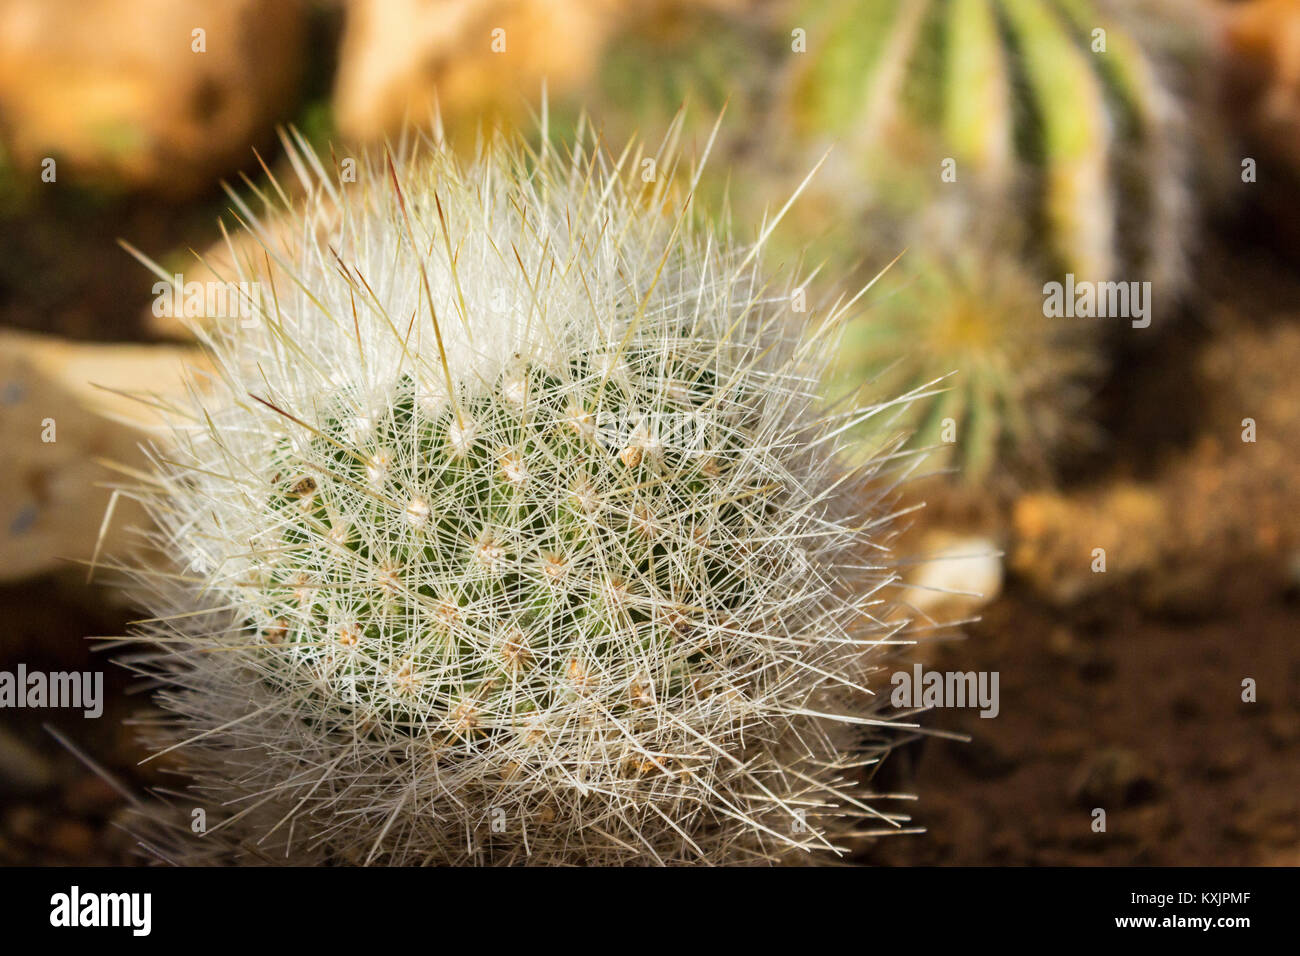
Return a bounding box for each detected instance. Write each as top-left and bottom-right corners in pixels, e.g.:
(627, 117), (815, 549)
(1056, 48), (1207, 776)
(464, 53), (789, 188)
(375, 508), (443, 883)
(549, 1), (781, 215)
(783, 0), (1212, 302)
(769, 0), (1220, 487)
(828, 246), (1102, 487)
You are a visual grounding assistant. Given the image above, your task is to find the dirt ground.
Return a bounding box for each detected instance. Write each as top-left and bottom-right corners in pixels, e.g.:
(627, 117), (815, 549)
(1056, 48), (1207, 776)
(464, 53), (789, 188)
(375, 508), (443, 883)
(858, 575), (1300, 866)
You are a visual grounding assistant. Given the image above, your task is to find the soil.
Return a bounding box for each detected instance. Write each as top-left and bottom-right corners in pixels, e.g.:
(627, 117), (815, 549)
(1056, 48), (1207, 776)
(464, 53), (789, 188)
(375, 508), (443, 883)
(858, 575), (1300, 866)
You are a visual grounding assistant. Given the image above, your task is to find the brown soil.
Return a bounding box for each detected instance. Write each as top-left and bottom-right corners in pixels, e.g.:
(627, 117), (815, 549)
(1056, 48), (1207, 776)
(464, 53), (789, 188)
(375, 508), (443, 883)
(859, 574), (1300, 866)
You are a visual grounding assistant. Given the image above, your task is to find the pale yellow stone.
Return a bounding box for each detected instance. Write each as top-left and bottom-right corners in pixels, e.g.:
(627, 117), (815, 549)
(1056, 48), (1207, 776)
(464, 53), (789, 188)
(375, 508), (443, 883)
(0, 0), (306, 196)
(900, 531), (1003, 621)
(0, 329), (206, 583)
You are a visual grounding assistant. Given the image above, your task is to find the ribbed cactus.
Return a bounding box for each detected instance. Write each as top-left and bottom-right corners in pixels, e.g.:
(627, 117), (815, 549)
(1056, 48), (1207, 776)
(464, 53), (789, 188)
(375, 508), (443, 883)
(787, 0), (1205, 298)
(828, 247), (1100, 485)
(117, 125), (921, 864)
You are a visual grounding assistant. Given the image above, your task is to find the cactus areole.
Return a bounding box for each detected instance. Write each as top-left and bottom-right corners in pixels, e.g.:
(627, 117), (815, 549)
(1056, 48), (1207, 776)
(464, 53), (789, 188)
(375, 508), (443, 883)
(120, 125), (920, 865)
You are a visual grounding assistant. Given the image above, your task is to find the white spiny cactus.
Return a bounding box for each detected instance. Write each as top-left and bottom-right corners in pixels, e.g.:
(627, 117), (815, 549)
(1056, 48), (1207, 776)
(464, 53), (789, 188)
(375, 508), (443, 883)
(117, 120), (925, 865)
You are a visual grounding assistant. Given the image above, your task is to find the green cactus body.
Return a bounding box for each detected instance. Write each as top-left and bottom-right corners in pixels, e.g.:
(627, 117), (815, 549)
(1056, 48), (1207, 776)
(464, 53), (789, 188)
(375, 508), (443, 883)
(999, 0), (1115, 280)
(259, 354), (769, 742)
(944, 0), (1013, 188)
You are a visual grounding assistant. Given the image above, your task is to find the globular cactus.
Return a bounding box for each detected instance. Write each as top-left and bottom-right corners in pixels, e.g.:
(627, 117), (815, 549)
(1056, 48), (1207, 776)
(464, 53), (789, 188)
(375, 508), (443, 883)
(827, 247), (1101, 486)
(115, 125), (923, 865)
(786, 0), (1211, 301)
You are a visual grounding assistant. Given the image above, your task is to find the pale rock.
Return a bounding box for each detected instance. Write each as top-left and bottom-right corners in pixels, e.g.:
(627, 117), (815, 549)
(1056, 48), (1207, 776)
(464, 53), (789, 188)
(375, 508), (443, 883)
(0, 329), (205, 582)
(1224, 0), (1300, 169)
(0, 0), (306, 196)
(900, 532), (1003, 621)
(1012, 485), (1165, 605)
(334, 0), (619, 141)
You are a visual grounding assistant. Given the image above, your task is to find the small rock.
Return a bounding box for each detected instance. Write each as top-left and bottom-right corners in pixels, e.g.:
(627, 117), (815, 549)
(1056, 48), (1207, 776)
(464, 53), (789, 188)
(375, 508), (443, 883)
(900, 533), (1003, 621)
(1011, 486), (1164, 605)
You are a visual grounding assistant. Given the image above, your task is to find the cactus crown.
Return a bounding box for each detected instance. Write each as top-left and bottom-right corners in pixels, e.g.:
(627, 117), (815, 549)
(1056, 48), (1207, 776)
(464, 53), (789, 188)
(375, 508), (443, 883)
(121, 122), (922, 864)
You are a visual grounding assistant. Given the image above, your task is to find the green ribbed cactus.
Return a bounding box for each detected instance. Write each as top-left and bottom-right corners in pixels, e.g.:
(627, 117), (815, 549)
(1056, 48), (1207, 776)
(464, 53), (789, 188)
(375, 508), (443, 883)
(788, 0), (1205, 297)
(829, 247), (1100, 485)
